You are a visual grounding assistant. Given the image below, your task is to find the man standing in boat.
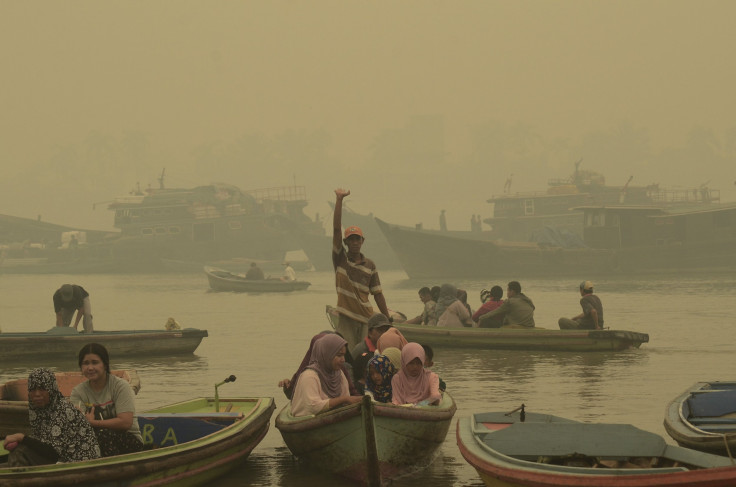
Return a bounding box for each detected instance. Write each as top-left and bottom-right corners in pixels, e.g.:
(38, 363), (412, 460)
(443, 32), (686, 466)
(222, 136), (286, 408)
(53, 284), (93, 333)
(558, 280), (604, 330)
(332, 188), (392, 351)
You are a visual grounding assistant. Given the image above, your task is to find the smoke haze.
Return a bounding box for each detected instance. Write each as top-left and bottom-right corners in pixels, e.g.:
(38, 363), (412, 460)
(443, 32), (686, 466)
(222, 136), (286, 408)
(2, 1), (735, 232)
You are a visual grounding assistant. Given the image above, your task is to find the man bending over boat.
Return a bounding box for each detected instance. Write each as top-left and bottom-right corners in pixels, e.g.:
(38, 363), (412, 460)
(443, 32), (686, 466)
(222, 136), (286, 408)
(53, 283), (94, 333)
(558, 280), (603, 330)
(478, 281), (535, 328)
(332, 188), (392, 352)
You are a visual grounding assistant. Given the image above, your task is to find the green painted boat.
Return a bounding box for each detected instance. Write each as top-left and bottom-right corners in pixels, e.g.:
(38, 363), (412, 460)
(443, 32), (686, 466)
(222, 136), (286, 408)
(275, 393), (456, 485)
(0, 396), (276, 486)
(0, 370), (140, 438)
(205, 265), (310, 292)
(393, 322), (649, 351)
(458, 410), (736, 487)
(0, 326), (208, 360)
(664, 381), (736, 456)
(325, 305), (647, 351)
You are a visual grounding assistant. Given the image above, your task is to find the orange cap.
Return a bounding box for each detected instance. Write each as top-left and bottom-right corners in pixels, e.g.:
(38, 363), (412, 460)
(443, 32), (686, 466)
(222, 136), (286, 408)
(344, 226), (364, 238)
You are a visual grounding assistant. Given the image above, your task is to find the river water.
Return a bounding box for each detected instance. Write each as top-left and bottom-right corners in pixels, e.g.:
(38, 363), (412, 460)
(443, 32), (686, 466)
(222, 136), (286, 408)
(2, 270), (735, 486)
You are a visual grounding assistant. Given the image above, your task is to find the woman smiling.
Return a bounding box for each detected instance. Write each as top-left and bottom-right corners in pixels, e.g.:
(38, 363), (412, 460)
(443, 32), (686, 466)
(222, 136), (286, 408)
(70, 343), (143, 456)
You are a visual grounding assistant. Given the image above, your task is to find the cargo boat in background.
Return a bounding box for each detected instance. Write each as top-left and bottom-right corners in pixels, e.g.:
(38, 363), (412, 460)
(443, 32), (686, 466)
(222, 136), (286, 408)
(1, 171), (325, 273)
(376, 201), (736, 279)
(485, 160), (720, 243)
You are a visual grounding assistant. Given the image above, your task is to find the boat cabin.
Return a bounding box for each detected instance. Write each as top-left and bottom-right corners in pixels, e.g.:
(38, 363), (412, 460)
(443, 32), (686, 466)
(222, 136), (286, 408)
(576, 204), (736, 250)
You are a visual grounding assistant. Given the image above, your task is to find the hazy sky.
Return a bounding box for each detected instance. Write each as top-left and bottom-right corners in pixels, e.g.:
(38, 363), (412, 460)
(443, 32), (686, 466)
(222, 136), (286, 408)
(2, 1), (735, 231)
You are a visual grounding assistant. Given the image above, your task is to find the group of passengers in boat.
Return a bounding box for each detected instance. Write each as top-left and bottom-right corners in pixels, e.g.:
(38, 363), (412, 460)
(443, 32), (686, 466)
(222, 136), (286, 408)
(278, 326), (443, 417)
(2, 343), (143, 467)
(399, 279), (603, 331)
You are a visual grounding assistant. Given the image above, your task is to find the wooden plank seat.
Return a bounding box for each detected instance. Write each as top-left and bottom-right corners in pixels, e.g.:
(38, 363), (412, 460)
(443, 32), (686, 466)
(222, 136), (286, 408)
(689, 417), (736, 425)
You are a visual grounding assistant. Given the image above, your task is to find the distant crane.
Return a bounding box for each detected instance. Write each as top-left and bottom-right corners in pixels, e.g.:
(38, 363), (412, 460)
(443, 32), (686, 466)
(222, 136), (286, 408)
(157, 168), (166, 189)
(619, 175), (634, 203)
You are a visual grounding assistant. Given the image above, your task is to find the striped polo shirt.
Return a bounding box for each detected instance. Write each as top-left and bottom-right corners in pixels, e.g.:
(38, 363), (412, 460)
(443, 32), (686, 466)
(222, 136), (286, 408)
(332, 245), (382, 323)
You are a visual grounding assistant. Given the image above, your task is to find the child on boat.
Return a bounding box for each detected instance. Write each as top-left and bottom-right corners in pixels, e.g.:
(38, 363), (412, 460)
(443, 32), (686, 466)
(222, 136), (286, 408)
(364, 354), (397, 403)
(391, 343), (442, 406)
(421, 344), (446, 392)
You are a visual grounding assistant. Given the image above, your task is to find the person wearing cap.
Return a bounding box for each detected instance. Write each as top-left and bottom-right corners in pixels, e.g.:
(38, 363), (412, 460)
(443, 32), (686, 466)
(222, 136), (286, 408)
(53, 284), (93, 333)
(558, 281), (604, 330)
(333, 188), (392, 352)
(280, 261), (296, 282)
(478, 281), (535, 328)
(350, 313), (393, 392)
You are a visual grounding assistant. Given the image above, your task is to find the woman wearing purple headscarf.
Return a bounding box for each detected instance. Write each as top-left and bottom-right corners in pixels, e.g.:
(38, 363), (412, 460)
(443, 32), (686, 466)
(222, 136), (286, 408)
(291, 334), (363, 416)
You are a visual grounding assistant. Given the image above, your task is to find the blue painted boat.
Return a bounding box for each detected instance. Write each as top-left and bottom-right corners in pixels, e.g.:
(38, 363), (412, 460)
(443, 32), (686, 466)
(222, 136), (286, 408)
(664, 381), (736, 456)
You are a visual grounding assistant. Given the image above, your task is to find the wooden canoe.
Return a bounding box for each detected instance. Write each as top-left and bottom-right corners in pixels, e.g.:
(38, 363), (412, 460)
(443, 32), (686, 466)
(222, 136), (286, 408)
(0, 396), (276, 486)
(276, 393), (456, 486)
(204, 265), (310, 292)
(325, 305), (648, 351)
(664, 381), (736, 456)
(393, 323), (649, 351)
(457, 410), (736, 487)
(0, 327), (208, 361)
(0, 370), (141, 438)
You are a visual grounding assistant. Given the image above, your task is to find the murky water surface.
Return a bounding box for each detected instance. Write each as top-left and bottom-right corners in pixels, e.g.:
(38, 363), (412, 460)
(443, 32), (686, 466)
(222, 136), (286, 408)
(2, 271), (735, 486)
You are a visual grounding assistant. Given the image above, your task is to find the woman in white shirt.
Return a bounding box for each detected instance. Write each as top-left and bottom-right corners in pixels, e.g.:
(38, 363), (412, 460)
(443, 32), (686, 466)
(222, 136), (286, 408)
(291, 334), (362, 416)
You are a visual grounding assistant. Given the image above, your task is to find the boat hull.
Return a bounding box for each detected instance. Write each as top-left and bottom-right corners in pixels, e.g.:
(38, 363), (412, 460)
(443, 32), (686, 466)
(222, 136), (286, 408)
(275, 393), (456, 484)
(0, 396), (275, 487)
(376, 218), (615, 279)
(204, 266), (310, 292)
(0, 328), (208, 361)
(394, 323), (649, 351)
(457, 411), (736, 487)
(664, 381), (736, 456)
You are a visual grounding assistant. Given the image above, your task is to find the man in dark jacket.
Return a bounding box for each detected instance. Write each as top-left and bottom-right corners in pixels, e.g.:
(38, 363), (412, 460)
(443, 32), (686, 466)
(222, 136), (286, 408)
(350, 313), (392, 392)
(479, 281), (535, 328)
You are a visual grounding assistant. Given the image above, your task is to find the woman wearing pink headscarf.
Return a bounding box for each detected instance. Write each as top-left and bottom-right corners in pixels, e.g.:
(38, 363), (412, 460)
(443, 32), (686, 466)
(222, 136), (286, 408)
(391, 343), (441, 406)
(291, 334), (363, 416)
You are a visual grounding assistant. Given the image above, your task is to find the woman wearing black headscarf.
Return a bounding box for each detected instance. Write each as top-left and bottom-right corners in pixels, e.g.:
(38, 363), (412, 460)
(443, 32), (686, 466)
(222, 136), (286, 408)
(2, 368), (100, 466)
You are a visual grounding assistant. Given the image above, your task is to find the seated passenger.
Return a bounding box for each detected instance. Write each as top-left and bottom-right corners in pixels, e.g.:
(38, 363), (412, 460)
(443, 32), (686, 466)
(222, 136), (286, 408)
(352, 314), (393, 393)
(278, 331), (358, 399)
(391, 343), (442, 406)
(71, 343), (143, 457)
(364, 354), (397, 403)
(291, 334), (363, 416)
(376, 327), (408, 353)
(381, 347), (402, 372)
(3, 368), (100, 466)
(472, 285), (506, 327)
(479, 281), (535, 328)
(245, 262), (265, 280)
(435, 283), (474, 327)
(404, 287), (438, 326)
(421, 344), (446, 392)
